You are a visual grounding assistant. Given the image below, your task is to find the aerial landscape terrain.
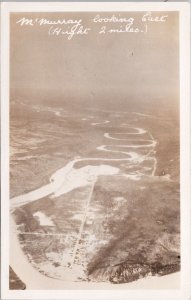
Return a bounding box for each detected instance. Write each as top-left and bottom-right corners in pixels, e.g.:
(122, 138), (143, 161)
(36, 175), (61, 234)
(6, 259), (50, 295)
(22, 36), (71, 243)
(10, 93), (180, 288)
(9, 11), (179, 289)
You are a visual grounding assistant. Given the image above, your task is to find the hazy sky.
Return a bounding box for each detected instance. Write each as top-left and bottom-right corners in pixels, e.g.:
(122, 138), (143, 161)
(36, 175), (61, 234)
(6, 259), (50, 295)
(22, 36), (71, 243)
(10, 12), (179, 102)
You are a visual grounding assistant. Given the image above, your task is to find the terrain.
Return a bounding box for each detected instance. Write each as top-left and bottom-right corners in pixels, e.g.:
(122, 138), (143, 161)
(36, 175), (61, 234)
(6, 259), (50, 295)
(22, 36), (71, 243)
(10, 94), (180, 288)
(9, 267), (26, 290)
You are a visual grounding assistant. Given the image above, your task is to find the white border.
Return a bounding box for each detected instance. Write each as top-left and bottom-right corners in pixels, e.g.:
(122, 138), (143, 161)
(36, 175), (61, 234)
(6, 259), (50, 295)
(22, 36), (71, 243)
(1, 2), (190, 300)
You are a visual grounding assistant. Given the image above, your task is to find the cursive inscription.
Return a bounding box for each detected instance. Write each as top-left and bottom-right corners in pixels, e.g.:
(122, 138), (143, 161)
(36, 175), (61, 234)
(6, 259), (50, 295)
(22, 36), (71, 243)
(16, 17), (82, 27)
(142, 11), (168, 22)
(48, 24), (91, 40)
(15, 12), (168, 40)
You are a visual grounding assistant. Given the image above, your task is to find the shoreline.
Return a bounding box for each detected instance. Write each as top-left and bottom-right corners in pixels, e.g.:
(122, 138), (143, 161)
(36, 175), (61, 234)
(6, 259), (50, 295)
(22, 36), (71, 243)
(10, 216), (180, 290)
(10, 124), (179, 289)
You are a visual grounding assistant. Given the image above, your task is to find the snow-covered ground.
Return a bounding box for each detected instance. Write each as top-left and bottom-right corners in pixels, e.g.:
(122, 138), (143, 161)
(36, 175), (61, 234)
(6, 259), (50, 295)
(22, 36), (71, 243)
(10, 216), (180, 289)
(10, 120), (172, 289)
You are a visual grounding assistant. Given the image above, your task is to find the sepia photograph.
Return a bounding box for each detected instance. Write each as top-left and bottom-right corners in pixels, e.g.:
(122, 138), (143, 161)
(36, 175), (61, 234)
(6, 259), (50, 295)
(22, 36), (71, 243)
(1, 2), (190, 300)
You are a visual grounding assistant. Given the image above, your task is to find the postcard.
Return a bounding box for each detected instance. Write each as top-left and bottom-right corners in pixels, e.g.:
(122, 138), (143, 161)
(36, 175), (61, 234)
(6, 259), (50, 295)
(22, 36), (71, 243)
(1, 2), (190, 300)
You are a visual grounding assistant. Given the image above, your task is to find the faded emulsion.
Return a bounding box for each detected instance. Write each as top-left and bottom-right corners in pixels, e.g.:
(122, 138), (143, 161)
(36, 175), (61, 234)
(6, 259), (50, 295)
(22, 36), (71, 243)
(15, 12), (169, 39)
(9, 11), (180, 289)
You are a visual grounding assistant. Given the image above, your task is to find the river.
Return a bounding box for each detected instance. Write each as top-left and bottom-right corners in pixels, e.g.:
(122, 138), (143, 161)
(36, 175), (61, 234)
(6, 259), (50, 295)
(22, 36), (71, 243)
(10, 122), (176, 289)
